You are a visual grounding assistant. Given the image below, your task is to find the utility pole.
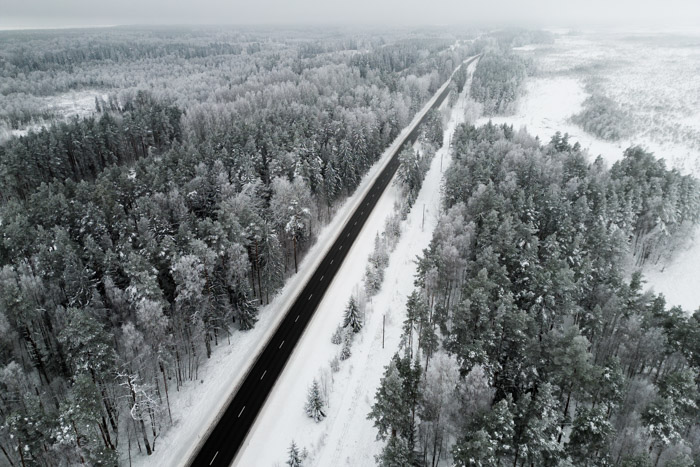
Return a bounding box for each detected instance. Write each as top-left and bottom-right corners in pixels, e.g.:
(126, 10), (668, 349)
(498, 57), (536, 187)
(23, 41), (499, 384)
(422, 204), (425, 231)
(382, 314), (385, 349)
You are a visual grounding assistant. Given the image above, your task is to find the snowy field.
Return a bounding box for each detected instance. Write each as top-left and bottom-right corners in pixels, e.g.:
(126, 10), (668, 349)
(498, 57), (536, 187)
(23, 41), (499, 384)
(479, 30), (700, 313)
(234, 60), (477, 467)
(0, 89), (105, 140)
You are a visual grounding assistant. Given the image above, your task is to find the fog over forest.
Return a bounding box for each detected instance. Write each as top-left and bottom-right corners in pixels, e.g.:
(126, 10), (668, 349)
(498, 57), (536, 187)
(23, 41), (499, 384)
(1, 0), (699, 29)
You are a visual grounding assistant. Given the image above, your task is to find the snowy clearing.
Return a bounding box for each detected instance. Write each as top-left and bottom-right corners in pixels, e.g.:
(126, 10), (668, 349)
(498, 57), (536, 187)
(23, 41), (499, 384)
(2, 90), (106, 141)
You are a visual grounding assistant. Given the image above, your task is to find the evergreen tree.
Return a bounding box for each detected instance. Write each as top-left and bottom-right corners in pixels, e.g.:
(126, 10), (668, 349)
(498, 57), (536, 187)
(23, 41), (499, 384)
(377, 436), (413, 467)
(286, 440), (303, 467)
(343, 296), (362, 333)
(305, 379), (326, 423)
(340, 330), (353, 361)
(453, 396), (516, 466)
(566, 406), (614, 465)
(331, 325), (343, 345)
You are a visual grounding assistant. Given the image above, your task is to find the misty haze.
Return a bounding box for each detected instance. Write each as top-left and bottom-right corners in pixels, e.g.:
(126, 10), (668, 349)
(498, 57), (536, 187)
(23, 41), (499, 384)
(0, 2), (699, 467)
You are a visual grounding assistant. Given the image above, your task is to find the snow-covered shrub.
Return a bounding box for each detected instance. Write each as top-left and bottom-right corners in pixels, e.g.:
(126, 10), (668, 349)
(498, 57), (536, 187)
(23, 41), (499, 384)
(364, 263), (383, 296)
(340, 332), (353, 361)
(330, 356), (340, 373)
(331, 325), (343, 345)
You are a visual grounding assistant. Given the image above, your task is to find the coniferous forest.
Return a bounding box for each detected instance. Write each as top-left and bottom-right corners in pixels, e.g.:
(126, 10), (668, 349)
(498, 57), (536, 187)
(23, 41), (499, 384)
(1, 23), (699, 467)
(369, 124), (700, 466)
(0, 27), (475, 465)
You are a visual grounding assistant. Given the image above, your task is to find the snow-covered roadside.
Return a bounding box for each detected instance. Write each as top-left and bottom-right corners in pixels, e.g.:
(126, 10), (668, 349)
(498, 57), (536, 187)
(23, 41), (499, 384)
(234, 59), (478, 467)
(126, 59), (474, 467)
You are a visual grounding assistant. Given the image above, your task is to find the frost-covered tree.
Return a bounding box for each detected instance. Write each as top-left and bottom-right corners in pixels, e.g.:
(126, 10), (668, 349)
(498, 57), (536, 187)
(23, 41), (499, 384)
(340, 331), (353, 361)
(369, 352), (422, 462)
(343, 296), (362, 333)
(270, 176), (314, 273)
(331, 325), (344, 345)
(364, 263), (383, 296)
(453, 396), (516, 466)
(286, 440), (303, 467)
(566, 406), (614, 465)
(305, 379), (327, 423)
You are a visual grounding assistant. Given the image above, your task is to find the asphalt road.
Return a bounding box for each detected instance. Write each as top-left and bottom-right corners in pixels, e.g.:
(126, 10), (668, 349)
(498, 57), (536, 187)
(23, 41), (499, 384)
(190, 57), (477, 467)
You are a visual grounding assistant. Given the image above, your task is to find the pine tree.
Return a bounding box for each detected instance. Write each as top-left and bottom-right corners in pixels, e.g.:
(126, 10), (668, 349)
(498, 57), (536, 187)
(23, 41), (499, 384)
(453, 397), (518, 467)
(305, 379), (326, 423)
(566, 406), (614, 465)
(364, 263), (382, 296)
(343, 296), (362, 333)
(286, 440), (303, 467)
(368, 354), (413, 441)
(377, 436), (412, 467)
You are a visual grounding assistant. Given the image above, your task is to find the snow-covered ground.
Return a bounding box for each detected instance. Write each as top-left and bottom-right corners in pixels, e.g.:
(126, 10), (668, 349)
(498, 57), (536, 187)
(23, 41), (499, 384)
(124, 60), (471, 467)
(479, 31), (700, 313)
(1, 90), (106, 141)
(234, 59), (478, 467)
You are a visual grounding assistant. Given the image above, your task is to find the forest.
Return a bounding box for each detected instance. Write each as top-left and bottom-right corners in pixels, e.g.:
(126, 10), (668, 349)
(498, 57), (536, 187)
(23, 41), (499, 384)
(469, 50), (529, 116)
(0, 26), (477, 465)
(369, 124), (700, 466)
(571, 93), (635, 142)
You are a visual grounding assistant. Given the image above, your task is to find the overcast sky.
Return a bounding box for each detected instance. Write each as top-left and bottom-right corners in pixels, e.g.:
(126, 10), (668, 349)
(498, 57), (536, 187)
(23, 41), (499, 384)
(1, 0), (699, 30)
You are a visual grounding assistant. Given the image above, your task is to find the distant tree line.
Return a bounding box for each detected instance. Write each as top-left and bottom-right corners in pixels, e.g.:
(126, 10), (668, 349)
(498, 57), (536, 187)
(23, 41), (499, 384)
(470, 49), (528, 116)
(571, 93), (635, 141)
(369, 124), (700, 466)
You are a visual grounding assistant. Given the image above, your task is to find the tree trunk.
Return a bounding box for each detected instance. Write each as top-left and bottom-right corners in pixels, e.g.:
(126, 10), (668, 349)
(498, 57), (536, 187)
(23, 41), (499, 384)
(0, 442), (15, 467)
(293, 236), (298, 274)
(17, 439), (26, 467)
(558, 386), (573, 443)
(98, 417), (114, 450)
(255, 240), (263, 303)
(160, 362), (172, 423)
(138, 419), (152, 456)
(127, 376), (152, 456)
(72, 420), (86, 464)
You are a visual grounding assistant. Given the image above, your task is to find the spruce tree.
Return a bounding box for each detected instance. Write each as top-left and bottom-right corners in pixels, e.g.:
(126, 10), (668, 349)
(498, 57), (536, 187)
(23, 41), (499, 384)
(343, 296), (362, 333)
(331, 325), (343, 345)
(286, 440), (303, 467)
(305, 379), (326, 422)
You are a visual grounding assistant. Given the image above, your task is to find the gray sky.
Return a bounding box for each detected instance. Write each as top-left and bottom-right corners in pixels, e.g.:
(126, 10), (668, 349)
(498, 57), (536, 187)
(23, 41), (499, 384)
(1, 0), (699, 29)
